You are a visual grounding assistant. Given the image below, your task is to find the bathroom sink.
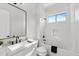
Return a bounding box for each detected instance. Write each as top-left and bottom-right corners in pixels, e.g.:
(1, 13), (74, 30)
(8, 42), (23, 51)
(8, 39), (32, 51)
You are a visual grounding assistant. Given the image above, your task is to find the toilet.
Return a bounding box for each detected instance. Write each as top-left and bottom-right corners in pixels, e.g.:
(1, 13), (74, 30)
(36, 46), (47, 56)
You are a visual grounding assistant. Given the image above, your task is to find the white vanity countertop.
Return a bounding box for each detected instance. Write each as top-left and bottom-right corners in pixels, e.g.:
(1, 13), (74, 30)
(7, 40), (38, 51)
(7, 42), (23, 51)
(6, 40), (38, 56)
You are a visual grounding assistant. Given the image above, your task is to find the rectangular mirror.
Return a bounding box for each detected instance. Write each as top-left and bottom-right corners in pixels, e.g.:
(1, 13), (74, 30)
(8, 3), (26, 36)
(9, 3), (26, 37)
(0, 3), (26, 39)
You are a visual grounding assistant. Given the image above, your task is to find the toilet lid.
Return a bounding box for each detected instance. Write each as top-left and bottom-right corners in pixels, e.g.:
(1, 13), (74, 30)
(37, 46), (47, 53)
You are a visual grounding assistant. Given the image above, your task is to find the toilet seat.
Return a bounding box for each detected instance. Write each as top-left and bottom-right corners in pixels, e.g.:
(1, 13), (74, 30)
(36, 46), (47, 56)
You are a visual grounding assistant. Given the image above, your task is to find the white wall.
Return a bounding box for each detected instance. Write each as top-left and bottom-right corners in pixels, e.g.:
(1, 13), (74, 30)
(22, 3), (39, 39)
(36, 4), (46, 39)
(35, 4), (48, 47)
(74, 4), (79, 55)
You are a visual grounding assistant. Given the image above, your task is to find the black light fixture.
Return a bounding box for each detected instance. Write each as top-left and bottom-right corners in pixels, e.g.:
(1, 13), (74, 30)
(13, 3), (17, 5)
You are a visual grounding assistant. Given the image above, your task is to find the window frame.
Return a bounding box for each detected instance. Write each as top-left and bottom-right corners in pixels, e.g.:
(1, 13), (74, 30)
(47, 11), (67, 23)
(47, 15), (56, 23)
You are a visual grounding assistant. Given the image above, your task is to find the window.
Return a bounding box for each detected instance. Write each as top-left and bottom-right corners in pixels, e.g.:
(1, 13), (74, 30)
(47, 12), (67, 23)
(57, 13), (67, 22)
(48, 15), (56, 23)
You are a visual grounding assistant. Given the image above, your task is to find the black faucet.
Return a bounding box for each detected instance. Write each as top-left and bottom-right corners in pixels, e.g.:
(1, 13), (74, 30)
(16, 36), (19, 43)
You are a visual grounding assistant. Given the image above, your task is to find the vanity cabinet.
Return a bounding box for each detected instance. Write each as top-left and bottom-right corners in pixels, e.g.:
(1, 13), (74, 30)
(0, 47), (6, 55)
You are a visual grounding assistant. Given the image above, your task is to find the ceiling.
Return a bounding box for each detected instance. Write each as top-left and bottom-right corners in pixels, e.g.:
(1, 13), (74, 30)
(42, 3), (55, 8)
